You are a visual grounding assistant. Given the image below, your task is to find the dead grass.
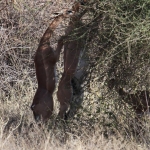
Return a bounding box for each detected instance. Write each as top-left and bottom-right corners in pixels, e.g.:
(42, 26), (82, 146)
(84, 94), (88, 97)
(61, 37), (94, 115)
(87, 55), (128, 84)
(0, 0), (150, 149)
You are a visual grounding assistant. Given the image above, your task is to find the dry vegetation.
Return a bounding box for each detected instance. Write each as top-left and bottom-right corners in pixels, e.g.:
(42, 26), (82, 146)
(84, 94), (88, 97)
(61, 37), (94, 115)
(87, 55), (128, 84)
(0, 0), (150, 149)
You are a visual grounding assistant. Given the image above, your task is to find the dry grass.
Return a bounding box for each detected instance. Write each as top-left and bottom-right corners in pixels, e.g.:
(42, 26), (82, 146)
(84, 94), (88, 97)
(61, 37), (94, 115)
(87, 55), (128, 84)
(0, 126), (148, 150)
(0, 0), (150, 149)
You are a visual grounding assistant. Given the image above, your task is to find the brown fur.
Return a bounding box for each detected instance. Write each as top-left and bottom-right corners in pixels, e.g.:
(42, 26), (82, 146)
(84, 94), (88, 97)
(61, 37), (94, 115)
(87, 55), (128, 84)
(31, 12), (73, 122)
(57, 3), (86, 119)
(31, 2), (86, 122)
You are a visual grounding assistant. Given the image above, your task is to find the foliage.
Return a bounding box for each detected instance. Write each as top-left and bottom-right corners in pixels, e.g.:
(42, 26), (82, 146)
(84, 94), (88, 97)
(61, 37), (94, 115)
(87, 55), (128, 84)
(0, 0), (150, 149)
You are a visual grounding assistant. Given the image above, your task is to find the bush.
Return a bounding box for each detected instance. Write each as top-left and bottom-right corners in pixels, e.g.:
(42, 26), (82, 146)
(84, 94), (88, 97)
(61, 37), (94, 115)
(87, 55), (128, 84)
(0, 0), (150, 149)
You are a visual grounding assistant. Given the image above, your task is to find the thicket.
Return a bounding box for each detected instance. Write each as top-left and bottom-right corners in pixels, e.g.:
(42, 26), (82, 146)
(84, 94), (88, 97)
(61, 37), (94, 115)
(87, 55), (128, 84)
(84, 0), (150, 87)
(0, 0), (150, 149)
(79, 0), (150, 142)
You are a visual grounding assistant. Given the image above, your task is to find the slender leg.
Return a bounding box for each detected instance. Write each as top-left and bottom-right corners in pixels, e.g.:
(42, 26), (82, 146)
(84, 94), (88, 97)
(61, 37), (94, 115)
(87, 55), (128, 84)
(32, 49), (47, 106)
(31, 9), (77, 122)
(57, 74), (72, 118)
(42, 46), (56, 94)
(55, 36), (66, 61)
(57, 42), (81, 118)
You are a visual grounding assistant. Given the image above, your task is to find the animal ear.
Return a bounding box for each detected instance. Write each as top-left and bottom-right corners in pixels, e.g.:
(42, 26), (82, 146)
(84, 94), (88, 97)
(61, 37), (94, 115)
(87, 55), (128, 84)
(80, 0), (87, 5)
(72, 2), (80, 12)
(72, 1), (87, 14)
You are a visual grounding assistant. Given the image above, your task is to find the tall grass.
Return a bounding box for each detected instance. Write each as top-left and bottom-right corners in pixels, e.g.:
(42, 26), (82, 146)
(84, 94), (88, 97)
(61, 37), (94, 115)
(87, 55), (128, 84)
(0, 0), (150, 149)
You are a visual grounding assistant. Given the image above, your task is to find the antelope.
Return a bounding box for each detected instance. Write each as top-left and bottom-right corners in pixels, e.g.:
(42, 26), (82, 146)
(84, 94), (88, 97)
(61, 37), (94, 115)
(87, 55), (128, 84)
(56, 2), (87, 119)
(31, 10), (74, 122)
(31, 2), (86, 122)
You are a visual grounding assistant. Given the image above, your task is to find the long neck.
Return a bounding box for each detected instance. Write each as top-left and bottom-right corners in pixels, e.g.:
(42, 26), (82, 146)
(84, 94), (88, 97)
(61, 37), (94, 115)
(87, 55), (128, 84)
(39, 14), (64, 46)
